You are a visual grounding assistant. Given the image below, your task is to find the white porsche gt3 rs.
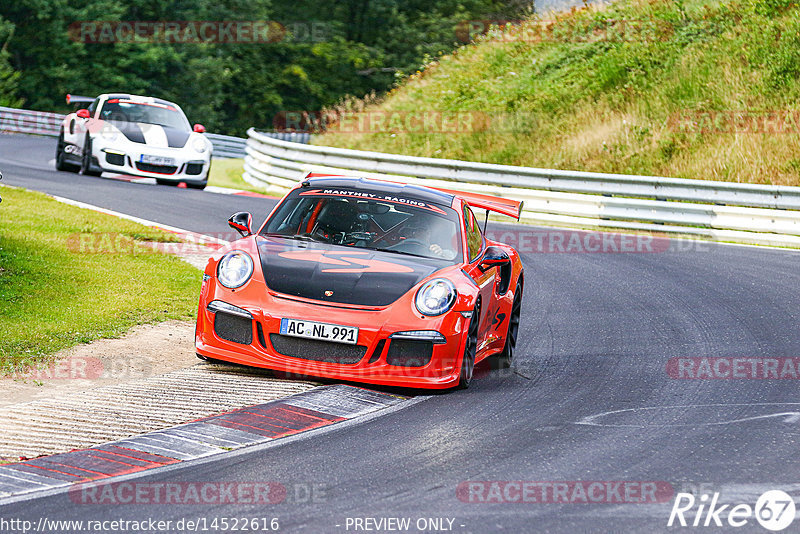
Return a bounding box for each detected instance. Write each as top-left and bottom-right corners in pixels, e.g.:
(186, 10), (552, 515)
(56, 93), (212, 189)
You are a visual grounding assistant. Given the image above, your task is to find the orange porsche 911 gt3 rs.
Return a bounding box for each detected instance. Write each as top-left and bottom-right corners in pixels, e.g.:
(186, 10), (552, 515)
(195, 174), (524, 389)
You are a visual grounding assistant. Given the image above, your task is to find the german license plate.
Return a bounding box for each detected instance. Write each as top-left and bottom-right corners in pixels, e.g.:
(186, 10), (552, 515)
(140, 154), (175, 166)
(279, 318), (358, 345)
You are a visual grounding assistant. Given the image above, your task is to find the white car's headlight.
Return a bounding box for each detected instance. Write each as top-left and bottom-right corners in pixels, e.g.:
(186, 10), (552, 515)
(415, 279), (457, 316)
(217, 251), (253, 289)
(192, 137), (208, 153)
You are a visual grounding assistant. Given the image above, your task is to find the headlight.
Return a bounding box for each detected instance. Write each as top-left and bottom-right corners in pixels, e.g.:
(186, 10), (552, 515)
(415, 279), (457, 316)
(192, 137), (207, 153)
(217, 251), (253, 289)
(101, 128), (118, 142)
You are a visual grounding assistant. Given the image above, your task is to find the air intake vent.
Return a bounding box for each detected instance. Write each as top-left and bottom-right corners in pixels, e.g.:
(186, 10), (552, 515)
(269, 334), (367, 365)
(185, 162), (204, 175)
(105, 152), (125, 166)
(135, 162), (178, 174)
(214, 313), (253, 345)
(386, 340), (433, 367)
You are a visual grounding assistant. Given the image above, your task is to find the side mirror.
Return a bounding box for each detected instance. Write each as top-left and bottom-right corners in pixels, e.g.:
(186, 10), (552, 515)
(193, 123), (206, 133)
(228, 212), (253, 237)
(478, 246), (510, 272)
(76, 109), (91, 119)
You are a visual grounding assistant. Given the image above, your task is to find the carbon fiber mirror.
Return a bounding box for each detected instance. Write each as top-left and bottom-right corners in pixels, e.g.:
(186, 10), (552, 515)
(479, 246), (510, 272)
(228, 212), (253, 237)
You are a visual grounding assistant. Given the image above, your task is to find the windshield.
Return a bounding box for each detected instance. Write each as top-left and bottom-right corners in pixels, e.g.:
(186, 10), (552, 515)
(99, 100), (190, 130)
(261, 188), (463, 262)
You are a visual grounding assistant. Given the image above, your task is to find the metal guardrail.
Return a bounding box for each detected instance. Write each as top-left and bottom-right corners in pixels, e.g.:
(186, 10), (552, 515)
(244, 128), (800, 248)
(207, 132), (310, 158)
(0, 106), (310, 159)
(204, 133), (247, 158)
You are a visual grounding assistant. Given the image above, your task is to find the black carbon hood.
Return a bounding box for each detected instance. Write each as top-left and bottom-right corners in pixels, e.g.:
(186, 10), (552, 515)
(257, 236), (449, 306)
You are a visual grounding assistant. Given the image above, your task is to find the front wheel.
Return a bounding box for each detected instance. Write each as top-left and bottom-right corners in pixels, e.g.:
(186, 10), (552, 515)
(80, 135), (102, 176)
(457, 303), (480, 389)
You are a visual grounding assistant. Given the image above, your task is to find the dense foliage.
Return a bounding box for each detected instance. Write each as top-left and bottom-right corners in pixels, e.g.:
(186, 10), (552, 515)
(320, 0), (800, 186)
(0, 0), (529, 135)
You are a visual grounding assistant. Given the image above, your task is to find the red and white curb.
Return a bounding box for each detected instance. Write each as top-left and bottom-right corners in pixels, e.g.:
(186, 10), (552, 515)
(0, 385), (407, 501)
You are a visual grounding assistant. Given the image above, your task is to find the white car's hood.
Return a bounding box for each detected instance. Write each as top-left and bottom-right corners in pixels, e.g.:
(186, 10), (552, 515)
(110, 121), (192, 149)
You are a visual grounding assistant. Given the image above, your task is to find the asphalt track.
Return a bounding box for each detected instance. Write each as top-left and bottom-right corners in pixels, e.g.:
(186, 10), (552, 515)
(2, 133), (800, 533)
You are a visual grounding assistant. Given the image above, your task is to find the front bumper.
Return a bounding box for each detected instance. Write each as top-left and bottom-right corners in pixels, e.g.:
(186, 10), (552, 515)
(91, 137), (210, 182)
(195, 289), (470, 390)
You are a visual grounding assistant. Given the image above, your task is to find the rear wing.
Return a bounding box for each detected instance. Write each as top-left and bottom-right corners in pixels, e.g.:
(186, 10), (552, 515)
(66, 94), (94, 106)
(433, 187), (523, 220)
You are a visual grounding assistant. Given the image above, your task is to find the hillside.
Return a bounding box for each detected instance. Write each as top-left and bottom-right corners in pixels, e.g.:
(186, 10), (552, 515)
(317, 0), (800, 186)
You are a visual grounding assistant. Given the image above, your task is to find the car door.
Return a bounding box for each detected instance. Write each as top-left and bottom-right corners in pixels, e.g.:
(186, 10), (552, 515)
(461, 204), (495, 352)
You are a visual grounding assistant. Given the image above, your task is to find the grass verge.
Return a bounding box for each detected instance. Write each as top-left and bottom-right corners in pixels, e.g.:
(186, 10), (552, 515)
(208, 157), (271, 194)
(318, 0), (800, 186)
(0, 185), (201, 376)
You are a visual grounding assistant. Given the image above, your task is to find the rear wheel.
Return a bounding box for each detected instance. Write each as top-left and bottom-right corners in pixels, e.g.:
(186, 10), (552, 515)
(457, 303), (480, 389)
(493, 280), (523, 369)
(55, 132), (78, 172)
(80, 135), (102, 176)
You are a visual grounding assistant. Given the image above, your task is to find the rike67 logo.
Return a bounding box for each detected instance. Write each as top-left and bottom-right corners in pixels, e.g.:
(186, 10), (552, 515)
(668, 490), (796, 531)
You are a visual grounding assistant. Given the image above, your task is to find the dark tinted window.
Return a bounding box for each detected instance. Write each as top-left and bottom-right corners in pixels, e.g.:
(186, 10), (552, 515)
(99, 100), (189, 130)
(262, 189), (463, 262)
(464, 206), (483, 262)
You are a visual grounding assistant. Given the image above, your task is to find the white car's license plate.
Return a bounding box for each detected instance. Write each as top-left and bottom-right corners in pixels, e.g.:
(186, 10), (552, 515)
(140, 154), (175, 166)
(279, 318), (358, 345)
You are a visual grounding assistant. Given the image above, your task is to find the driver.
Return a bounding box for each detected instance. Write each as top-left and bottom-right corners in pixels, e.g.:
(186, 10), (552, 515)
(403, 219), (455, 259)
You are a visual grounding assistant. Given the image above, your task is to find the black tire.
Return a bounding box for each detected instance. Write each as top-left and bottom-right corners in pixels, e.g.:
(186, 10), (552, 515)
(156, 178), (176, 186)
(493, 279), (523, 369)
(80, 135), (102, 176)
(55, 132), (79, 172)
(457, 302), (480, 389)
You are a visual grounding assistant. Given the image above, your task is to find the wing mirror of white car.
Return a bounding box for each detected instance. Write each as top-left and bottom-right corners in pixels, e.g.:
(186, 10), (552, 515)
(193, 123), (206, 133)
(228, 211), (253, 237)
(76, 109), (90, 119)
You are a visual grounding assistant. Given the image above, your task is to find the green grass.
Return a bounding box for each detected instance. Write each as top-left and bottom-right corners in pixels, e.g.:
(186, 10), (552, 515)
(0, 185), (202, 376)
(208, 158), (274, 194)
(318, 0), (800, 186)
